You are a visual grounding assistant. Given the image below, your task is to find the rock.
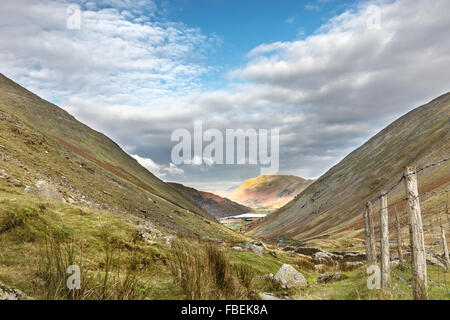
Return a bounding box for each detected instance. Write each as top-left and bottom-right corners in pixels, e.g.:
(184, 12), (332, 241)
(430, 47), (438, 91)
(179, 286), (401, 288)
(342, 261), (364, 271)
(282, 246), (296, 252)
(0, 169), (9, 179)
(0, 281), (33, 300)
(8, 178), (23, 187)
(295, 247), (322, 256)
(202, 236), (223, 243)
(242, 243), (264, 255)
(317, 272), (341, 284)
(331, 251), (366, 262)
(138, 221), (163, 237)
(390, 259), (400, 266)
(164, 236), (174, 247)
(426, 253), (446, 269)
(232, 246), (243, 251)
(259, 292), (282, 300)
(313, 251), (333, 263)
(274, 264), (308, 289)
(314, 264), (326, 272)
(254, 240), (267, 249)
(26, 180), (63, 201)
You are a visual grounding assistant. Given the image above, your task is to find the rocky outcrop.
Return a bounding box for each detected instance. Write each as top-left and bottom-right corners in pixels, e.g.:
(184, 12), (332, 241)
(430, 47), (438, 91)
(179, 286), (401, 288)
(25, 180), (63, 201)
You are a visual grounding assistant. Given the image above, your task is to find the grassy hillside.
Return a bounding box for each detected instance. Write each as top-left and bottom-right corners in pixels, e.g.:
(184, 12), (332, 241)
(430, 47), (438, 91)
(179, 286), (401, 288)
(247, 93), (450, 242)
(0, 73), (232, 236)
(229, 175), (314, 210)
(168, 183), (251, 219)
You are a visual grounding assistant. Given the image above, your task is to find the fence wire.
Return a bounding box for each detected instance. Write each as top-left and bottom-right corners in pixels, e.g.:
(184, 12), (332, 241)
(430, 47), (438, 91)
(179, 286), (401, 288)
(367, 157), (449, 300)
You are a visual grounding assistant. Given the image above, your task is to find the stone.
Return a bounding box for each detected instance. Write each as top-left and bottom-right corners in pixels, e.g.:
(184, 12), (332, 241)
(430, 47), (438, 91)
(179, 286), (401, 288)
(342, 261), (364, 271)
(8, 178), (23, 187)
(232, 246), (243, 251)
(0, 281), (33, 300)
(26, 180), (63, 201)
(317, 272), (341, 284)
(314, 264), (326, 272)
(0, 169), (9, 179)
(313, 251), (333, 263)
(259, 292), (282, 300)
(274, 264), (308, 289)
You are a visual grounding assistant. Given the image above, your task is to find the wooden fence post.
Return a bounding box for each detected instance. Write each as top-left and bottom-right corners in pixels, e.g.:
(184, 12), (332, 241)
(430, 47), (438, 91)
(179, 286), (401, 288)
(394, 206), (404, 264)
(404, 166), (428, 300)
(380, 193), (390, 290)
(441, 227), (449, 268)
(366, 201), (377, 264)
(363, 208), (373, 264)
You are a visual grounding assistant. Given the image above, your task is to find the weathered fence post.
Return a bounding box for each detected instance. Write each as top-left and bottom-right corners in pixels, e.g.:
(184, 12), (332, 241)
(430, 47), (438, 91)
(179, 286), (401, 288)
(366, 201), (377, 264)
(380, 193), (390, 290)
(363, 209), (372, 264)
(404, 166), (428, 300)
(394, 206), (404, 264)
(441, 227), (449, 268)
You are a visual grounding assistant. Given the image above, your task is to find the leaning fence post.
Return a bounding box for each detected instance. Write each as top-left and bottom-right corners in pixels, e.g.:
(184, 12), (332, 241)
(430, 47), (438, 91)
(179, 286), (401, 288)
(441, 228), (449, 268)
(404, 166), (428, 300)
(394, 206), (404, 264)
(366, 201), (377, 264)
(380, 193), (390, 290)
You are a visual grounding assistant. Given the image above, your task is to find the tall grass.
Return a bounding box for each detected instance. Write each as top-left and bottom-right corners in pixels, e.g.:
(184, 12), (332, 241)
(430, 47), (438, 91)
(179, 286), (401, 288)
(168, 240), (257, 299)
(35, 232), (143, 300)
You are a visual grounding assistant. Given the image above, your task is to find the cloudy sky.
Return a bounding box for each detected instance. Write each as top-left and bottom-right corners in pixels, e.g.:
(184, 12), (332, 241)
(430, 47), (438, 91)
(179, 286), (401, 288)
(1, 0), (449, 191)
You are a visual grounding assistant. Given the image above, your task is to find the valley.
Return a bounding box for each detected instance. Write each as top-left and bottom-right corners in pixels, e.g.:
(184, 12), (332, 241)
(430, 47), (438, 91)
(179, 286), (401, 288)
(0, 73), (448, 300)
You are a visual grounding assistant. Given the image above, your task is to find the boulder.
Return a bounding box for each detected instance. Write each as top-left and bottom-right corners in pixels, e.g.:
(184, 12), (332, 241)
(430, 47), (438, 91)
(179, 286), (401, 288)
(242, 243), (264, 255)
(274, 264), (308, 289)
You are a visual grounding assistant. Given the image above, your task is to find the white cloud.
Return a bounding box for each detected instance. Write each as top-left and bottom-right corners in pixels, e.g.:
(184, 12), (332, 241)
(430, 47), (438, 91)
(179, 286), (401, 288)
(131, 154), (184, 179)
(1, 0), (449, 190)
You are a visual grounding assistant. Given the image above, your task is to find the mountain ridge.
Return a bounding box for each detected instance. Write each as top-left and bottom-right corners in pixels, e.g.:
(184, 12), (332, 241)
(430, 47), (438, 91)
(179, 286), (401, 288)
(246, 93), (450, 241)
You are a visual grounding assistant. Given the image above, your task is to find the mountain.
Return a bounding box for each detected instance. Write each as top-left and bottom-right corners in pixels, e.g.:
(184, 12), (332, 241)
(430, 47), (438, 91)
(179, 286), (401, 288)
(0, 73), (241, 240)
(246, 93), (450, 242)
(229, 175), (315, 210)
(168, 183), (251, 219)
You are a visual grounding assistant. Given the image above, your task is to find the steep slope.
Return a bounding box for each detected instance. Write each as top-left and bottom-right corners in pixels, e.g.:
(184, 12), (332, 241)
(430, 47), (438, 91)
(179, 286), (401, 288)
(229, 175), (315, 210)
(168, 183), (251, 219)
(247, 93), (450, 241)
(0, 73), (240, 239)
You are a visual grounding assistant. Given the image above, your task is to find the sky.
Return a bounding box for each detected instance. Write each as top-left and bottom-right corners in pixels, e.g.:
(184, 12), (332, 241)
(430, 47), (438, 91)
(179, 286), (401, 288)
(0, 0), (449, 192)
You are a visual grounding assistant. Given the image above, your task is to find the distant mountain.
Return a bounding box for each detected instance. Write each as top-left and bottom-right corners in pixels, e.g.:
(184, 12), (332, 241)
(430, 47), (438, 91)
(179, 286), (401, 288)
(247, 93), (450, 241)
(0, 73), (241, 240)
(168, 183), (251, 219)
(229, 175), (315, 210)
